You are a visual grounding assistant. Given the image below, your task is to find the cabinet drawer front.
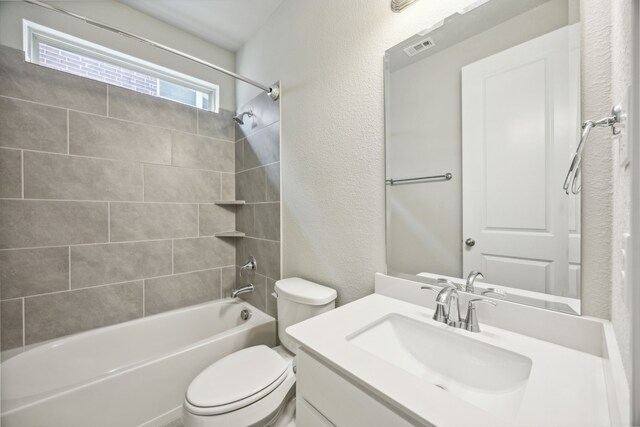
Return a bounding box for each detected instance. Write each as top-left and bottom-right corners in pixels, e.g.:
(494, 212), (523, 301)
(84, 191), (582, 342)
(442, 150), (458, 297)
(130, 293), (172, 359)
(297, 348), (417, 427)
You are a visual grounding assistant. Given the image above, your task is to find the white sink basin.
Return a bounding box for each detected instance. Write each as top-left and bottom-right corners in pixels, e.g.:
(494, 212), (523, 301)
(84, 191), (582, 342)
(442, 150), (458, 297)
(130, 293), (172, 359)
(347, 314), (532, 418)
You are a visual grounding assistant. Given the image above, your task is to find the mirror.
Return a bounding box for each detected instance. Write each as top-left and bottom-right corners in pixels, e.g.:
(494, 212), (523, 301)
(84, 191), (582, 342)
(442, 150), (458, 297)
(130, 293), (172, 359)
(385, 0), (581, 314)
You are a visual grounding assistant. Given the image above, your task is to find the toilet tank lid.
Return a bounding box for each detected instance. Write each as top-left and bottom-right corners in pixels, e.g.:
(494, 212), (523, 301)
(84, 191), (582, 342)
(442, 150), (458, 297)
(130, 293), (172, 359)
(275, 277), (337, 305)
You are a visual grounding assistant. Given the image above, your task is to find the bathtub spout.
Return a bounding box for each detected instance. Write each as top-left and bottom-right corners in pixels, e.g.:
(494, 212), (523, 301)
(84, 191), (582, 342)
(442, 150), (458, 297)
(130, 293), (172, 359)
(232, 283), (254, 298)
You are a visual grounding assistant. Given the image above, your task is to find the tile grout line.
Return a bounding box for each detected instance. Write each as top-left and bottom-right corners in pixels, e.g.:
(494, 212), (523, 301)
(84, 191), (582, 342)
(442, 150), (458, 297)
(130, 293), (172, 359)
(0, 234), (243, 252)
(238, 161), (280, 174)
(0, 146), (235, 175)
(0, 266), (237, 302)
(0, 198), (230, 206)
(3, 197), (143, 204)
(0, 95), (236, 143)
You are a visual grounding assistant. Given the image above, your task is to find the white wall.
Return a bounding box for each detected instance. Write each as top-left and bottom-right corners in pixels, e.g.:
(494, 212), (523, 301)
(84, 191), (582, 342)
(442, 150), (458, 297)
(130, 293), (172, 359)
(0, 1), (237, 110)
(236, 0), (481, 305)
(386, 1), (569, 278)
(610, 0), (633, 385)
(580, 0), (613, 320)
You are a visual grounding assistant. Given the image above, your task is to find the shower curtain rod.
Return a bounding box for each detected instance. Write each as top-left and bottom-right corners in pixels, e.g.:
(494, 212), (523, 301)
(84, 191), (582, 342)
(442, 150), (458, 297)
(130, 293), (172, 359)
(23, 0), (280, 101)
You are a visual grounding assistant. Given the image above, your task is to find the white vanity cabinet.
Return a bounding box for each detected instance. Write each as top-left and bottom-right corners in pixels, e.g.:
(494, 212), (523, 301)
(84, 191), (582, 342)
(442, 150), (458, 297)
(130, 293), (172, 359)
(296, 348), (420, 427)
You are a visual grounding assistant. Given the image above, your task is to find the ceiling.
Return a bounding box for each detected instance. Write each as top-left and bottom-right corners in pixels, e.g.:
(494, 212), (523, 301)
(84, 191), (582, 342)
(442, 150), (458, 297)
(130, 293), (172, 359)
(118, 0), (285, 51)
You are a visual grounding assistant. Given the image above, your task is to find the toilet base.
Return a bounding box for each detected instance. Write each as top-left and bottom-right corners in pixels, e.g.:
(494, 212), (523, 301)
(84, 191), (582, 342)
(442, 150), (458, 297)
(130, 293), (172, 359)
(273, 394), (296, 427)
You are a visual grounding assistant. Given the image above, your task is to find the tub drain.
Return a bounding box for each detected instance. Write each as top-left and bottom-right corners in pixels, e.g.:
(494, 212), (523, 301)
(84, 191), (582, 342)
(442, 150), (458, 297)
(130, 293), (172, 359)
(240, 309), (251, 321)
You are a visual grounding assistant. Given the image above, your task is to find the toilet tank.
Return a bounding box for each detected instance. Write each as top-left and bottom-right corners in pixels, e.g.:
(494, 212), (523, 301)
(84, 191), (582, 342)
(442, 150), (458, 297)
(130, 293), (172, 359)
(274, 278), (337, 353)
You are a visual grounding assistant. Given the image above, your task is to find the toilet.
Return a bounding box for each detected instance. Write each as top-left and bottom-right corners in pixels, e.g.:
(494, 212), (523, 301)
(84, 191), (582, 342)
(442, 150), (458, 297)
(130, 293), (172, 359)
(182, 278), (337, 427)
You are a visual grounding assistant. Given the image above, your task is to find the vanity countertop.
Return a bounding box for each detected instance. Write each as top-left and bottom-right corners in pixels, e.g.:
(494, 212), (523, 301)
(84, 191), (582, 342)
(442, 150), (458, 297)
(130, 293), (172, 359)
(287, 293), (613, 427)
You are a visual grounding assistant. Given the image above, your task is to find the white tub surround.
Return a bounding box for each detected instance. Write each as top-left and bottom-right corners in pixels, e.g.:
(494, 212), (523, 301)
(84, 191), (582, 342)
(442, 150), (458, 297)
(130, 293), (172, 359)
(287, 274), (629, 427)
(1, 299), (275, 427)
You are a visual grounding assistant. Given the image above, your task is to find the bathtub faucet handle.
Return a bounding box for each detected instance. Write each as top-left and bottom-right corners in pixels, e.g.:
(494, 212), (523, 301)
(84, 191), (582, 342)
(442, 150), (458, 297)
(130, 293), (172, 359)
(240, 256), (257, 278)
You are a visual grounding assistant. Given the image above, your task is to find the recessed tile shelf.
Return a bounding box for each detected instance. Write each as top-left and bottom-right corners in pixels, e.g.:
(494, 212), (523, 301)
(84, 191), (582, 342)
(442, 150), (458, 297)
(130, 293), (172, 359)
(214, 231), (246, 238)
(214, 200), (246, 205)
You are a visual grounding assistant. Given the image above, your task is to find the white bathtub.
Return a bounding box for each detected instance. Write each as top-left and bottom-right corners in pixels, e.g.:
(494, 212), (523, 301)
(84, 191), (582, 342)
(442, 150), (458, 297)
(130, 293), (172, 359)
(1, 298), (275, 427)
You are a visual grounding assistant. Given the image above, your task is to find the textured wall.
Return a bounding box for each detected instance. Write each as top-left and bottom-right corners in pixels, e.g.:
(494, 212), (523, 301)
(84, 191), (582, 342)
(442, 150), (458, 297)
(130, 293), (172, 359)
(0, 1), (236, 110)
(236, 0), (478, 306)
(610, 0), (634, 384)
(234, 91), (281, 316)
(580, 0), (614, 319)
(0, 45), (237, 351)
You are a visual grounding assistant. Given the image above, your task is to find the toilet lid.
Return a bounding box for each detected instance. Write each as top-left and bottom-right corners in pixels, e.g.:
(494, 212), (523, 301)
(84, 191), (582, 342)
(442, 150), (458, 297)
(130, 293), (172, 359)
(186, 345), (288, 410)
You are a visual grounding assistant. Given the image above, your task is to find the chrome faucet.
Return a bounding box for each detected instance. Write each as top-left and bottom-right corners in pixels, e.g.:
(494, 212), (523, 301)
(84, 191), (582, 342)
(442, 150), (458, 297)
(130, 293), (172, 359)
(231, 283), (254, 298)
(465, 270), (484, 292)
(233, 256), (257, 297)
(422, 279), (496, 333)
(434, 287), (463, 327)
(422, 279), (462, 327)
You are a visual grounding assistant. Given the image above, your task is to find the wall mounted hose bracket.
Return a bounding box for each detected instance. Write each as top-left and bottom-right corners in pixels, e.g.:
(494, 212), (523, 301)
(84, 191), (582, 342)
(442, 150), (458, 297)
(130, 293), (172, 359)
(563, 104), (626, 195)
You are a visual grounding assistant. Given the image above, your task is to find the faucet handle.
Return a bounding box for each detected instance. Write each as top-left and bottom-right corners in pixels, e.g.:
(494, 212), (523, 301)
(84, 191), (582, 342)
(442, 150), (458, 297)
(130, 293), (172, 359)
(437, 278), (463, 290)
(468, 298), (497, 307)
(420, 286), (448, 323)
(240, 256), (257, 278)
(464, 298), (496, 333)
(481, 287), (507, 298)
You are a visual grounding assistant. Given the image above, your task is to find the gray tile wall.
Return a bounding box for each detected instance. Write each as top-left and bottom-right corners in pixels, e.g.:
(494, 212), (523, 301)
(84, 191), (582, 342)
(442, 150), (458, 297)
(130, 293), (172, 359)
(0, 45), (238, 351)
(234, 90), (281, 317)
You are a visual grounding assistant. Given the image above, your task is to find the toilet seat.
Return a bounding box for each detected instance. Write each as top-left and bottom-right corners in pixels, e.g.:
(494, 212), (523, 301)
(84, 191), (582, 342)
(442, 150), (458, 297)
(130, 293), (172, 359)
(184, 345), (292, 417)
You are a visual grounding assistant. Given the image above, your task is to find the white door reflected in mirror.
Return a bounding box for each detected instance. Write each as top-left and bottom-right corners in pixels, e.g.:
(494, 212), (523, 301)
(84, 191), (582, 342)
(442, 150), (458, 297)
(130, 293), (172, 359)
(461, 24), (581, 299)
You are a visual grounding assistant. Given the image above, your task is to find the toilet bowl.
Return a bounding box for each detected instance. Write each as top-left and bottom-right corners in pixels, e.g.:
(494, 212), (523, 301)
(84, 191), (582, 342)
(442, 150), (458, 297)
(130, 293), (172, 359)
(183, 278), (337, 427)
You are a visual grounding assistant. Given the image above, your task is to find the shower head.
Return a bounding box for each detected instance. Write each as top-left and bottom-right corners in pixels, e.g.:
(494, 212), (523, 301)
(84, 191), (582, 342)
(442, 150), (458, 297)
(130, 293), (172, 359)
(233, 110), (253, 125)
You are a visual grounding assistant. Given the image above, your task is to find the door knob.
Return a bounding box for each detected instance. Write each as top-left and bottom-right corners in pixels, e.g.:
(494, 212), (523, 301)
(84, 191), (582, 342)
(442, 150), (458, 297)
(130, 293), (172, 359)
(465, 238), (476, 247)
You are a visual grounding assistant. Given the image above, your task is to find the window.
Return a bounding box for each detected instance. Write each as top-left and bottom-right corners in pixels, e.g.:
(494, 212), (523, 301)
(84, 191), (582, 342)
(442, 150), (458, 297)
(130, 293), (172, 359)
(23, 20), (219, 112)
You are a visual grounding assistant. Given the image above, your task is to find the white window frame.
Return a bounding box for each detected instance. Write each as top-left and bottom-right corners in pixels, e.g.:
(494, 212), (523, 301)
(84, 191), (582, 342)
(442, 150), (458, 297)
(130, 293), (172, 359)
(23, 20), (220, 112)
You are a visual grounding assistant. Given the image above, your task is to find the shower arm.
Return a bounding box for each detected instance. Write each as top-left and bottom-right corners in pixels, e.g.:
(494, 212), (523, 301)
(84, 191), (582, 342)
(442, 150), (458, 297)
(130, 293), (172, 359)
(22, 0), (280, 101)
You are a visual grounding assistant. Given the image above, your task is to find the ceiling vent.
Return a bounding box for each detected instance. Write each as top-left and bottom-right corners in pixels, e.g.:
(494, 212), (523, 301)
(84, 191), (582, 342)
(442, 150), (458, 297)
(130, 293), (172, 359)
(403, 37), (435, 57)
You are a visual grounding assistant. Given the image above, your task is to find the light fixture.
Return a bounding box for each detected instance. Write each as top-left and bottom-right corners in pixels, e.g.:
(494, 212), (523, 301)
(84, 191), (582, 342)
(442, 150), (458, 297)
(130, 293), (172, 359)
(391, 0), (418, 13)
